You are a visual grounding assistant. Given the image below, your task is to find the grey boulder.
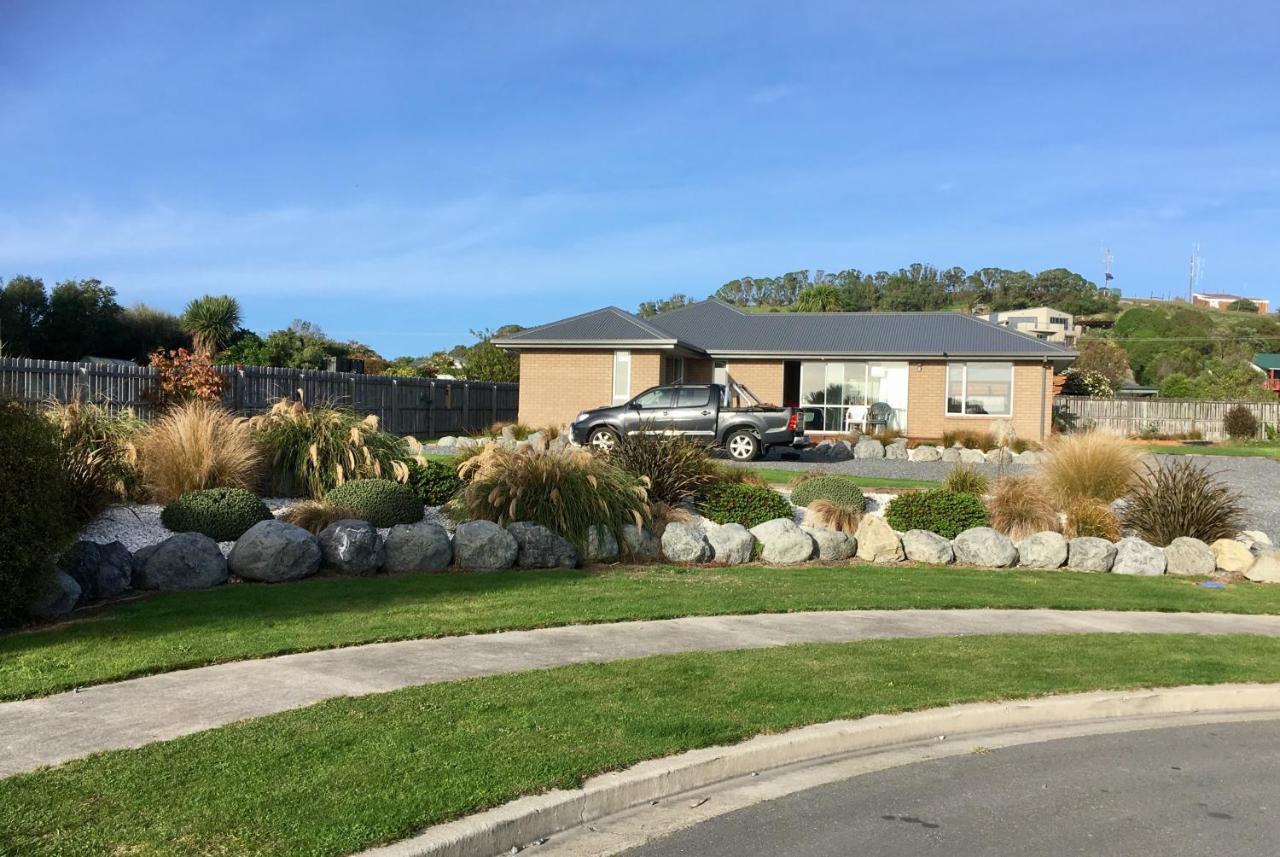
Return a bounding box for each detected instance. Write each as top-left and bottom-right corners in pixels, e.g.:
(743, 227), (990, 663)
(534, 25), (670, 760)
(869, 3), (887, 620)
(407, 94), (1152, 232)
(1164, 537), (1216, 577)
(706, 523), (755, 564)
(230, 520), (322, 583)
(1067, 537), (1116, 572)
(58, 540), (133, 601)
(620, 524), (661, 561)
(853, 438), (885, 460)
(953, 527), (1018, 568)
(985, 447), (1014, 466)
(28, 570), (81, 619)
(318, 519), (385, 575)
(585, 525), (620, 563)
(383, 521), (452, 573)
(884, 440), (909, 460)
(749, 518), (814, 564)
(940, 447), (962, 463)
(135, 532), (229, 591)
(507, 521), (578, 568)
(958, 448), (987, 465)
(909, 445), (942, 462)
(803, 526), (856, 562)
(902, 529), (955, 565)
(1112, 537), (1167, 576)
(1017, 531), (1068, 569)
(1245, 552), (1280, 583)
(453, 520), (518, 570)
(661, 522), (712, 563)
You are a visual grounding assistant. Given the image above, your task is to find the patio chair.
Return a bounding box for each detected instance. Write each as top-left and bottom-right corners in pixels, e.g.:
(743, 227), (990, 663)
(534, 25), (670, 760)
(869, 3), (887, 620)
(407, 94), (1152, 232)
(865, 401), (895, 434)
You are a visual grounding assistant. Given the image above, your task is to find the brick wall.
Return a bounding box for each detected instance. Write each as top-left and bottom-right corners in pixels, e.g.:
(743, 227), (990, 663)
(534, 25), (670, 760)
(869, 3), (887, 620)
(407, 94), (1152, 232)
(516, 349), (664, 427)
(685, 358), (714, 383)
(906, 360), (1053, 442)
(725, 360), (785, 405)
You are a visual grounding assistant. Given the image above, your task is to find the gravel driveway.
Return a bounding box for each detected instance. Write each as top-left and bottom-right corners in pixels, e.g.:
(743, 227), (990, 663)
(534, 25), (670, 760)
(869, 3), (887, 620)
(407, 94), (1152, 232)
(731, 449), (1280, 542)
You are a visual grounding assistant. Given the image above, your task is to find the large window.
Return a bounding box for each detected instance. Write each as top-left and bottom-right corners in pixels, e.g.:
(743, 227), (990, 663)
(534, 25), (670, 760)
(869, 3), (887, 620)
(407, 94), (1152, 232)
(800, 361), (908, 432)
(946, 362), (1013, 416)
(612, 351), (631, 405)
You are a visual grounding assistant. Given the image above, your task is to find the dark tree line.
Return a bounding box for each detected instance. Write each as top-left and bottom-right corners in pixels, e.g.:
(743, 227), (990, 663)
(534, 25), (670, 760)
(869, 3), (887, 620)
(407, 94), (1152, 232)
(637, 264), (1119, 318)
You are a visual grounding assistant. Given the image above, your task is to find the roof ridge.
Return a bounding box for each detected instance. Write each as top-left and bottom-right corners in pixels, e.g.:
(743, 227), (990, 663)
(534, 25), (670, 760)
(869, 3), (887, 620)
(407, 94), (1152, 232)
(604, 306), (675, 339)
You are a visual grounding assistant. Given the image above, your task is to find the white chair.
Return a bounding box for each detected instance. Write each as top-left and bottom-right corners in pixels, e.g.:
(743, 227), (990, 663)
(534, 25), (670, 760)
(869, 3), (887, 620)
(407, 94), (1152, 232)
(844, 404), (868, 431)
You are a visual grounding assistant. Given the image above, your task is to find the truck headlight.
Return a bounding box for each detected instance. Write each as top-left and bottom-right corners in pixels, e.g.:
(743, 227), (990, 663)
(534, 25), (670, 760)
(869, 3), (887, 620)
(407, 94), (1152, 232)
(575, 412), (590, 423)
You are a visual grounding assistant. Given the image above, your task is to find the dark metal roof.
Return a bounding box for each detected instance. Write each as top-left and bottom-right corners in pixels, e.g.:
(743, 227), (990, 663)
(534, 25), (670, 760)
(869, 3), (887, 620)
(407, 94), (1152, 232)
(496, 306), (680, 345)
(497, 299), (1076, 361)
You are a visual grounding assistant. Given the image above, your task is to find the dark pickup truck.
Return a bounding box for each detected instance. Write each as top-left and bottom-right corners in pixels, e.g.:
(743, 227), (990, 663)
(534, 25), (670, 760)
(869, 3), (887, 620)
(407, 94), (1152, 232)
(569, 383), (807, 461)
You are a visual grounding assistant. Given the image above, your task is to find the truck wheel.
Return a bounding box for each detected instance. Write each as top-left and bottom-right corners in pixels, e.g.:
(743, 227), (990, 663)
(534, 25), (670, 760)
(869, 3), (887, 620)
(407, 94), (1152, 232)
(588, 427), (620, 453)
(725, 430), (760, 461)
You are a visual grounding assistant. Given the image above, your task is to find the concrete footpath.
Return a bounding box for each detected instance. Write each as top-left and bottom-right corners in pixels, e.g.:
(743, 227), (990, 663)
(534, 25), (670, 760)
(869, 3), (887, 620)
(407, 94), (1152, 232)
(5, 608), (1280, 777)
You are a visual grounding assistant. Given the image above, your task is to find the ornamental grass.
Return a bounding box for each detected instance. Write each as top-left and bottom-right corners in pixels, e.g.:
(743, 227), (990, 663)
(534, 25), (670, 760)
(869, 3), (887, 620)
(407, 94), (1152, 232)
(604, 432), (718, 506)
(988, 475), (1059, 541)
(456, 446), (649, 551)
(1040, 430), (1142, 505)
(1122, 457), (1244, 546)
(801, 498), (863, 535)
(136, 400), (262, 504)
(249, 398), (410, 498)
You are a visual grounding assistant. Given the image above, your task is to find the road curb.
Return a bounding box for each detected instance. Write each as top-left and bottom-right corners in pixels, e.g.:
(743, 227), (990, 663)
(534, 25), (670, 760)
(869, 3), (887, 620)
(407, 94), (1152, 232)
(356, 683), (1280, 857)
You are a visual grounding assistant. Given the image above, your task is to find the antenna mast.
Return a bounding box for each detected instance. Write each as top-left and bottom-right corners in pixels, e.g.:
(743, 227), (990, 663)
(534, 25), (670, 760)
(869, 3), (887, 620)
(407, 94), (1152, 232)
(1187, 243), (1203, 302)
(1102, 246), (1113, 294)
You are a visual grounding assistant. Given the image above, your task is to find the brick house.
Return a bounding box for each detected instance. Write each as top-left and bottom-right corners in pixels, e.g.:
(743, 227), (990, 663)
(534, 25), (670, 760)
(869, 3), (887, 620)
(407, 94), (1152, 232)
(494, 300), (1076, 442)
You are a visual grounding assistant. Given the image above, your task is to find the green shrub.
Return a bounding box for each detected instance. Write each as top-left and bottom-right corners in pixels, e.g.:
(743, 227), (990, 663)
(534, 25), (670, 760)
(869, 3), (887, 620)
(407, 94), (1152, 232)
(1224, 405), (1258, 440)
(942, 465), (989, 497)
(406, 458), (462, 506)
(161, 487), (273, 541)
(1121, 458), (1244, 546)
(250, 399), (409, 498)
(324, 479), (425, 527)
(885, 489), (988, 539)
(788, 474), (867, 511)
(699, 482), (793, 529)
(606, 432), (717, 506)
(1, 400), (74, 622)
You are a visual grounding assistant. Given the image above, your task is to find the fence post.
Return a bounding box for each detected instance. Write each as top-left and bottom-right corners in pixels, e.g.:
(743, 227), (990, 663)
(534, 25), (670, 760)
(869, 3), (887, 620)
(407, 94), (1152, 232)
(390, 379), (399, 433)
(462, 382), (470, 432)
(426, 380), (435, 438)
(491, 385), (498, 425)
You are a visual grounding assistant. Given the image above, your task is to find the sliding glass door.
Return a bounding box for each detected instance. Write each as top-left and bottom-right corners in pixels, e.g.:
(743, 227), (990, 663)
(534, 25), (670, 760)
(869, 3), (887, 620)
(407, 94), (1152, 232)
(800, 360), (909, 432)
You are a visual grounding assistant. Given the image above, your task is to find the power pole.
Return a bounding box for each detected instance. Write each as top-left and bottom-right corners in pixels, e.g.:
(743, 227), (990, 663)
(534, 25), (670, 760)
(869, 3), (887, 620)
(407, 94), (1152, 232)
(1102, 246), (1114, 294)
(1187, 243), (1203, 302)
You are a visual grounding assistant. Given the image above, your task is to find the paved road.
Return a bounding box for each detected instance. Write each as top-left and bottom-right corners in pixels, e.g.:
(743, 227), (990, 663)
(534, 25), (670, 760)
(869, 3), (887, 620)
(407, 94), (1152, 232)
(621, 720), (1280, 857)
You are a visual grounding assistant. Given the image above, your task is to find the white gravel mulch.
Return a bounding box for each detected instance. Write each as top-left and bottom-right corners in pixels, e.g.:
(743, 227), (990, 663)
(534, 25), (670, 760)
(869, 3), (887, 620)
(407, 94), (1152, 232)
(76, 500), (454, 556)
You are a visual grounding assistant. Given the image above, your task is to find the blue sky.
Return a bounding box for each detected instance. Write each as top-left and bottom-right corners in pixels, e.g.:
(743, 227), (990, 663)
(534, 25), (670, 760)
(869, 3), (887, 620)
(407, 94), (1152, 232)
(2, 1), (1277, 356)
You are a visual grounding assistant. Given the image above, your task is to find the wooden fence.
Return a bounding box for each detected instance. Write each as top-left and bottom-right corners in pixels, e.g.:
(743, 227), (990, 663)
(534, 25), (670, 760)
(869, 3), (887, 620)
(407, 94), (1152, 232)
(1055, 395), (1280, 440)
(0, 357), (519, 437)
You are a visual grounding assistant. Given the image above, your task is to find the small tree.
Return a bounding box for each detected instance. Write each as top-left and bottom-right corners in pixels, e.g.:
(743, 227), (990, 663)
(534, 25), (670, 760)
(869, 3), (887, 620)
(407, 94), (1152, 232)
(1060, 368), (1115, 398)
(1227, 299), (1259, 313)
(181, 295), (242, 357)
(148, 348), (226, 408)
(1071, 338), (1130, 392)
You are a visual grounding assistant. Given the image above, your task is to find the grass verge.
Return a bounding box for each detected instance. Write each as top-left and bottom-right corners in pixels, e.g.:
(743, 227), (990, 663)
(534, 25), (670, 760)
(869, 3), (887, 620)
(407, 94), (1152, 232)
(3, 633), (1280, 856)
(740, 465), (938, 489)
(4, 565), (1280, 701)
(1142, 443), (1280, 460)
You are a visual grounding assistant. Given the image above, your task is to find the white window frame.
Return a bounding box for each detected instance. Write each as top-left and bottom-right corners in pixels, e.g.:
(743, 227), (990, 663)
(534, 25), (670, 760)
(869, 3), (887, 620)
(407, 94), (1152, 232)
(612, 350), (631, 405)
(945, 361), (1014, 418)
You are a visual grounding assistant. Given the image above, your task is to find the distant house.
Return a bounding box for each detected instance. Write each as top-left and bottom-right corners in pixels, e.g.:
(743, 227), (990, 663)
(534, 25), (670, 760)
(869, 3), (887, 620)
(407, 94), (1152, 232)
(494, 300), (1075, 441)
(1253, 353), (1280, 396)
(1192, 292), (1270, 314)
(985, 307), (1082, 346)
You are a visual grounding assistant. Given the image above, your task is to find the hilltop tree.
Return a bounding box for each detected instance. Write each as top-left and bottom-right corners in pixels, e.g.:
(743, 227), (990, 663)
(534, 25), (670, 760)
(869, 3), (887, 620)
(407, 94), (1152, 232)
(793, 284), (844, 312)
(1228, 299), (1259, 313)
(637, 294), (690, 317)
(41, 279), (124, 360)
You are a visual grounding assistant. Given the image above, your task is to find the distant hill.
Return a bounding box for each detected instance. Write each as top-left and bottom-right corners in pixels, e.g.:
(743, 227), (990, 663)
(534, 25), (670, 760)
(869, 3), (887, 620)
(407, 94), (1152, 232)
(1113, 300), (1280, 388)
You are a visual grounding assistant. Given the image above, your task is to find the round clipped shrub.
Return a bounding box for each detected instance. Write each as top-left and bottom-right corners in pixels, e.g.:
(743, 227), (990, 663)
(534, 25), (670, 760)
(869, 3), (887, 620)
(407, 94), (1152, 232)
(161, 487), (273, 542)
(324, 478), (424, 528)
(885, 489), (988, 540)
(1224, 405), (1258, 440)
(788, 475), (867, 511)
(406, 458), (462, 506)
(699, 482), (793, 529)
(1, 399), (73, 621)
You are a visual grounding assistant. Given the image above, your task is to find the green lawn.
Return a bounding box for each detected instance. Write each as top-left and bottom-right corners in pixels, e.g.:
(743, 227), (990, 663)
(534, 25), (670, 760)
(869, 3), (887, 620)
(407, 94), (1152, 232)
(4, 565), (1279, 701)
(1143, 442), (1280, 460)
(739, 465), (938, 489)
(3, 633), (1280, 856)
